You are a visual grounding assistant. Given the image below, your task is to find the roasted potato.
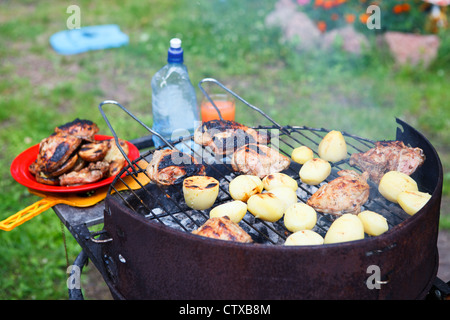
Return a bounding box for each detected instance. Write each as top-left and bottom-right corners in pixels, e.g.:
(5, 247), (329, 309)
(283, 203), (317, 232)
(397, 190), (431, 216)
(378, 171), (418, 203)
(267, 187), (298, 213)
(284, 230), (324, 246)
(357, 210), (388, 236)
(324, 214), (365, 244)
(262, 172), (298, 191)
(291, 146), (314, 164)
(299, 158), (331, 185)
(318, 130), (347, 162)
(229, 175), (263, 202)
(209, 200), (248, 223)
(247, 193), (284, 222)
(183, 176), (220, 210)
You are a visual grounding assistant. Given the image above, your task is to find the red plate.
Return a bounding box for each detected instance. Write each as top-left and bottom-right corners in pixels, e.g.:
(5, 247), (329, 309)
(10, 135), (140, 193)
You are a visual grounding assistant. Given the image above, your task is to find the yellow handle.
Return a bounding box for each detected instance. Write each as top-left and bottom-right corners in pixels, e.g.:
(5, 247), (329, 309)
(0, 197), (60, 231)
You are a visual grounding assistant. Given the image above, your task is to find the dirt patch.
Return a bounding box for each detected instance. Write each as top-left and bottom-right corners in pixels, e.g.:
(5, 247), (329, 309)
(82, 264), (113, 300)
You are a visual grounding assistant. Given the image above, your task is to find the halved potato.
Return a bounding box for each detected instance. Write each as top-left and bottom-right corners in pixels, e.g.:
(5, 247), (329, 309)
(357, 210), (389, 236)
(229, 175), (263, 202)
(283, 203), (317, 232)
(262, 172), (298, 191)
(324, 214), (365, 244)
(318, 130), (347, 162)
(284, 230), (324, 246)
(267, 187), (298, 213)
(247, 193), (284, 222)
(299, 158), (331, 185)
(183, 176), (220, 210)
(378, 171), (418, 203)
(209, 200), (248, 223)
(397, 190), (431, 216)
(291, 146), (314, 164)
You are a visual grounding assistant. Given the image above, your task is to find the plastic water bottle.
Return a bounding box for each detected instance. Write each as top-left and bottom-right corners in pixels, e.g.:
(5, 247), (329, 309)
(151, 38), (200, 151)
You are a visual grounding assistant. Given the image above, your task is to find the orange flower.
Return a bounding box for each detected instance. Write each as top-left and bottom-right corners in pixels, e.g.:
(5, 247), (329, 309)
(345, 14), (356, 24)
(315, 0), (324, 6)
(323, 1), (333, 9)
(317, 21), (327, 33)
(402, 3), (411, 12)
(331, 13), (339, 21)
(359, 13), (369, 24)
(393, 4), (403, 14)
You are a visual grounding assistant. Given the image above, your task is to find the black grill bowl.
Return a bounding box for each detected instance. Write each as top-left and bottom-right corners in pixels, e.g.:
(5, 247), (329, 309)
(99, 119), (443, 300)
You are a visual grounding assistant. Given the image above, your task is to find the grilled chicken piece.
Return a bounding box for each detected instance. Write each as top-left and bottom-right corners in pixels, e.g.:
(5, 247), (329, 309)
(104, 139), (129, 177)
(192, 216), (253, 243)
(194, 120), (270, 155)
(307, 170), (370, 215)
(78, 140), (110, 162)
(46, 153), (79, 177)
(349, 140), (425, 184)
(59, 161), (110, 186)
(55, 118), (99, 141)
(231, 143), (291, 178)
(36, 133), (82, 173)
(35, 172), (60, 186)
(146, 149), (206, 186)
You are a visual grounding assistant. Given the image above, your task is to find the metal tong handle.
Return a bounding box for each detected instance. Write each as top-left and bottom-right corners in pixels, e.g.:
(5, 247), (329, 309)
(98, 100), (175, 171)
(198, 78), (285, 131)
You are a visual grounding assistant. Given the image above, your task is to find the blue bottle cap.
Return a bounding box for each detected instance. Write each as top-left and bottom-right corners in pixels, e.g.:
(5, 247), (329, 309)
(167, 38), (183, 63)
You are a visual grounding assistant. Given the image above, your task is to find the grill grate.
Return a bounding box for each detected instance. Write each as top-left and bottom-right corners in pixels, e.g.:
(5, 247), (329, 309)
(105, 125), (411, 245)
(99, 79), (411, 246)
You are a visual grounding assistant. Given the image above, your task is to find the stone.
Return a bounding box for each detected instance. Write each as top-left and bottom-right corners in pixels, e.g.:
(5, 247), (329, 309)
(265, 1), (321, 51)
(321, 25), (369, 55)
(378, 31), (440, 68)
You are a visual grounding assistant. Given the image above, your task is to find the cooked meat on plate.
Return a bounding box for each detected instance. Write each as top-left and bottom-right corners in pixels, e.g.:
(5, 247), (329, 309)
(59, 161), (110, 186)
(307, 170), (370, 215)
(231, 143), (290, 178)
(192, 216), (253, 243)
(146, 149), (206, 186)
(29, 119), (130, 186)
(36, 133), (82, 173)
(194, 119), (270, 155)
(349, 140), (425, 184)
(54, 118), (99, 141)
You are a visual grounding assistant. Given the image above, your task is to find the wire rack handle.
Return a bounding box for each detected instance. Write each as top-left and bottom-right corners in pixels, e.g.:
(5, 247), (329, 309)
(198, 78), (283, 129)
(98, 100), (175, 171)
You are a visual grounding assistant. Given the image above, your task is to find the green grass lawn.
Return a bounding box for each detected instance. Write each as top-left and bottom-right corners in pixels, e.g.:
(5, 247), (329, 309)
(0, 0), (449, 299)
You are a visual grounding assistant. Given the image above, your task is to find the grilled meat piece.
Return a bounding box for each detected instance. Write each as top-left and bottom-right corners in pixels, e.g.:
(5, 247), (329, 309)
(231, 143), (291, 178)
(104, 139), (129, 177)
(146, 149), (206, 186)
(78, 140), (110, 162)
(36, 133), (82, 173)
(307, 170), (370, 215)
(194, 120), (270, 155)
(349, 140), (425, 184)
(46, 153), (79, 177)
(192, 216), (253, 243)
(59, 161), (110, 186)
(35, 172), (60, 186)
(55, 118), (99, 141)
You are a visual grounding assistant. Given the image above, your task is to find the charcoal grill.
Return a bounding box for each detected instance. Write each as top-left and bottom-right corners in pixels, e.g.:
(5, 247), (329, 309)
(84, 78), (445, 300)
